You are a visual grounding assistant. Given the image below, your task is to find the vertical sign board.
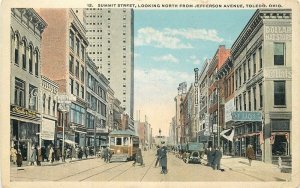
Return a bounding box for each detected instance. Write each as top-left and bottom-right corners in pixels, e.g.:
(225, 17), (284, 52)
(204, 114), (210, 136)
(41, 118), (55, 140)
(225, 99), (235, 123)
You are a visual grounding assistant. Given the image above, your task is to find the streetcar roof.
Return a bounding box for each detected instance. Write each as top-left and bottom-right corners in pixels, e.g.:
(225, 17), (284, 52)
(109, 130), (138, 136)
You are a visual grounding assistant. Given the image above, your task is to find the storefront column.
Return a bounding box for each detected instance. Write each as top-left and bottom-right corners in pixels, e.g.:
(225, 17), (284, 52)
(264, 116), (272, 163)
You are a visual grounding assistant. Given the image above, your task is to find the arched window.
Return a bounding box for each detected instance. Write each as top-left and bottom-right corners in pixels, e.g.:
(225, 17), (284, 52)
(29, 46), (33, 73)
(53, 100), (56, 117)
(43, 93), (46, 113)
(11, 30), (14, 63)
(14, 34), (19, 65)
(48, 96), (51, 115)
(35, 50), (39, 76)
(22, 39), (27, 70)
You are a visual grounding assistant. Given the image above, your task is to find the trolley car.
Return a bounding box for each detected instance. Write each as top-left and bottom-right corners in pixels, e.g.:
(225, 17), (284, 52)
(108, 130), (139, 162)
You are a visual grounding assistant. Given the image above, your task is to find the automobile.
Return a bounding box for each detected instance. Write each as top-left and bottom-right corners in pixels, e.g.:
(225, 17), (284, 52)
(182, 142), (205, 164)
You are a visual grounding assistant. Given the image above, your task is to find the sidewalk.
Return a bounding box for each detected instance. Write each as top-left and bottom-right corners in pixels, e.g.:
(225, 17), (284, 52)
(11, 156), (98, 169)
(202, 155), (291, 181)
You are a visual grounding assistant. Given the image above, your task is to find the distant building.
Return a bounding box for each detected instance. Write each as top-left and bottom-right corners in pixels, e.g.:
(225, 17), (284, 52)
(83, 8), (135, 130)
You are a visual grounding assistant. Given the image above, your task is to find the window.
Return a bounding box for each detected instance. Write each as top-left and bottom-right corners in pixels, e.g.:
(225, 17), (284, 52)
(243, 93), (246, 111)
(239, 95), (242, 111)
(48, 96), (51, 115)
(235, 70), (238, 89)
(259, 47), (263, 69)
(274, 43), (284, 65)
(75, 61), (79, 78)
(86, 113), (94, 129)
(29, 85), (38, 111)
(75, 82), (79, 96)
(235, 97), (238, 111)
(243, 62), (246, 83)
(69, 30), (74, 50)
(76, 38), (80, 56)
(22, 40), (26, 70)
(253, 86), (257, 110)
(29, 46), (33, 73)
(14, 78), (25, 107)
(81, 44), (85, 60)
(116, 138), (122, 145)
(259, 83), (263, 108)
(274, 81), (286, 106)
(248, 90), (251, 111)
(247, 59), (251, 79)
(81, 65), (84, 82)
(35, 51), (39, 76)
(69, 78), (74, 94)
(42, 94), (46, 113)
(239, 68), (241, 87)
(253, 53), (256, 75)
(14, 34), (19, 65)
(69, 55), (74, 74)
(53, 100), (56, 116)
(81, 86), (84, 99)
(70, 103), (85, 125)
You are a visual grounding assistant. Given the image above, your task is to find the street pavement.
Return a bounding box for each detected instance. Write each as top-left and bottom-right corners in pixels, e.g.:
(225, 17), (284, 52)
(10, 149), (291, 182)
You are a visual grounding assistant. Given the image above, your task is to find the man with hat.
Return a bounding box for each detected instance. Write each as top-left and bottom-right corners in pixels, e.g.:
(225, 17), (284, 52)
(159, 141), (168, 174)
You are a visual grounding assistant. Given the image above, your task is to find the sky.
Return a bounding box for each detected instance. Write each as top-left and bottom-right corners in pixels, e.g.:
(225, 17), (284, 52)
(133, 10), (255, 137)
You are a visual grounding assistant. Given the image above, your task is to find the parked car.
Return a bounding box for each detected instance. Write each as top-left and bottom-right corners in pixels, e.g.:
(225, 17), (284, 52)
(183, 142), (205, 164)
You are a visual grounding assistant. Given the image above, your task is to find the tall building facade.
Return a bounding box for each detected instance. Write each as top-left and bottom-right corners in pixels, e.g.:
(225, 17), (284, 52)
(10, 8), (47, 160)
(83, 8), (134, 130)
(39, 9), (89, 147)
(231, 9), (292, 163)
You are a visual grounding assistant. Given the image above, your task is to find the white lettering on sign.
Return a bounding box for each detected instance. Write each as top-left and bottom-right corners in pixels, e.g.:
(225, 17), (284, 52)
(225, 99), (235, 123)
(265, 26), (292, 41)
(264, 68), (292, 79)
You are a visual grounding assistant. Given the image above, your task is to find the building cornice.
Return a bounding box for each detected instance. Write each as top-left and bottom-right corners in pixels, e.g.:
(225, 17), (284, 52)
(231, 9), (291, 60)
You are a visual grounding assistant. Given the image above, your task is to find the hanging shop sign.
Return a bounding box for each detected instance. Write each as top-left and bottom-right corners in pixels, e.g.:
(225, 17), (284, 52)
(41, 118), (55, 140)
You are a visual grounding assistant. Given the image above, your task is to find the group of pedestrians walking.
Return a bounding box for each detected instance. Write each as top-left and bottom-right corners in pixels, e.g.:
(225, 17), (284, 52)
(205, 146), (223, 170)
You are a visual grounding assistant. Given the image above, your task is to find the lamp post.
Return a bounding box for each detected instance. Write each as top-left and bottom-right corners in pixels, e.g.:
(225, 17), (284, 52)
(194, 68), (199, 143)
(57, 93), (75, 162)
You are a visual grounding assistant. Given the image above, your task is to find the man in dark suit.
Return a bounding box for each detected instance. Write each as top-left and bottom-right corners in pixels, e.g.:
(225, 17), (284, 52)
(212, 147), (222, 170)
(154, 146), (161, 167)
(160, 142), (168, 174)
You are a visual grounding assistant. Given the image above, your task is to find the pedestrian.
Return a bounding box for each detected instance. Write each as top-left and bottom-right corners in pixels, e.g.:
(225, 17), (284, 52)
(103, 147), (109, 163)
(16, 149), (23, 167)
(37, 146), (42, 166)
(29, 145), (37, 166)
(212, 147), (222, 170)
(71, 145), (76, 160)
(56, 147), (61, 162)
(206, 147), (214, 167)
(83, 146), (88, 159)
(48, 145), (54, 164)
(133, 147), (144, 166)
(160, 143), (168, 174)
(154, 146), (161, 167)
(10, 146), (17, 165)
(246, 144), (255, 166)
(46, 145), (50, 162)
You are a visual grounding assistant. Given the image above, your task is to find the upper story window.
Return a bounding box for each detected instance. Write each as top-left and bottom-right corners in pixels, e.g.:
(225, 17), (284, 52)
(274, 43), (285, 65)
(76, 38), (80, 56)
(81, 44), (85, 60)
(259, 47), (263, 69)
(69, 55), (74, 74)
(29, 46), (33, 73)
(35, 50), (39, 76)
(274, 81), (286, 106)
(14, 78), (25, 107)
(69, 30), (74, 50)
(22, 40), (27, 70)
(14, 34), (19, 65)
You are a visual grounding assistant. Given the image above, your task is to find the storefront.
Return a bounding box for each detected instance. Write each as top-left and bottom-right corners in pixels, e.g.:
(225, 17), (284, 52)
(10, 105), (41, 161)
(233, 122), (263, 160)
(270, 119), (290, 156)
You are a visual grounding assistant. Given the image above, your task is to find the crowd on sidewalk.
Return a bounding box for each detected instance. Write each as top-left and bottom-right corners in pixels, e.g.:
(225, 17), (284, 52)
(10, 144), (98, 167)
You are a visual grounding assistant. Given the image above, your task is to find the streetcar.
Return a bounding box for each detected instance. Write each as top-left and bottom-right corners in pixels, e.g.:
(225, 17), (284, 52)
(108, 130), (139, 162)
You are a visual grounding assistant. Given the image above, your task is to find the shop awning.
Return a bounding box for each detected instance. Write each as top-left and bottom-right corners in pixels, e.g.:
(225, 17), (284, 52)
(64, 139), (76, 145)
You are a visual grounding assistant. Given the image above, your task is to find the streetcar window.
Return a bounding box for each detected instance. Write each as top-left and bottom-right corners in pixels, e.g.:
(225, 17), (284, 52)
(116, 138), (122, 145)
(123, 137), (129, 146)
(110, 137), (115, 145)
